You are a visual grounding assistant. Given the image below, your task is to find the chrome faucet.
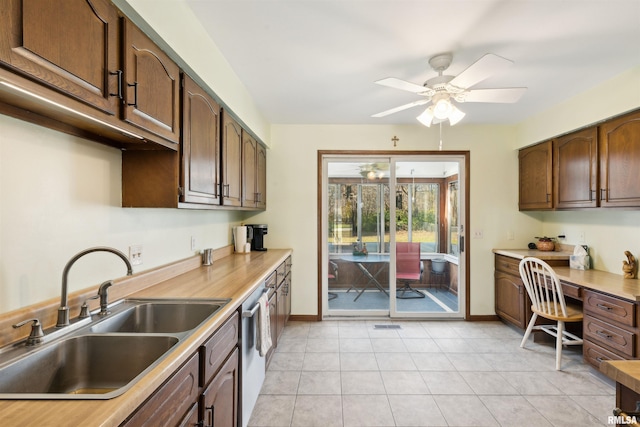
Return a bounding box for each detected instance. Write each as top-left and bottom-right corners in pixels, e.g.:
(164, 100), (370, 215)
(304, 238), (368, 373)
(56, 246), (133, 328)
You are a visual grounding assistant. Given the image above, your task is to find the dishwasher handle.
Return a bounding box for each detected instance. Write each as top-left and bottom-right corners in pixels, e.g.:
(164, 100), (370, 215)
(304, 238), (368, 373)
(242, 288), (269, 318)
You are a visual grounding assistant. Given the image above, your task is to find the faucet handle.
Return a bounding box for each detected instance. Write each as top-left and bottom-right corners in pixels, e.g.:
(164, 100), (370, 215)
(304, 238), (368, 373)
(12, 318), (45, 346)
(98, 280), (114, 316)
(79, 294), (100, 319)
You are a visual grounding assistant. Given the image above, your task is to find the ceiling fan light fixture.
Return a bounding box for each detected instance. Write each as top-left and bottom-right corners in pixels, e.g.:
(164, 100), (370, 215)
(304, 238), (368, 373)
(433, 97), (453, 119)
(448, 105), (466, 126)
(416, 106), (434, 127)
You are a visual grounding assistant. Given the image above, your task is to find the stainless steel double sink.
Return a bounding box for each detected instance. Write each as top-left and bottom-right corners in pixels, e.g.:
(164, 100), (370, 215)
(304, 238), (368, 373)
(0, 298), (229, 400)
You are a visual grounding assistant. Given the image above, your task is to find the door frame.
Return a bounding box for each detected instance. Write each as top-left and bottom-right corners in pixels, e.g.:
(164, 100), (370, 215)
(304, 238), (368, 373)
(316, 150), (471, 320)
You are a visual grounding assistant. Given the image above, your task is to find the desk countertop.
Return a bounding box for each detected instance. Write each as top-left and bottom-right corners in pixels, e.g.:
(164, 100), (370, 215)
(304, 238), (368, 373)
(493, 248), (640, 302)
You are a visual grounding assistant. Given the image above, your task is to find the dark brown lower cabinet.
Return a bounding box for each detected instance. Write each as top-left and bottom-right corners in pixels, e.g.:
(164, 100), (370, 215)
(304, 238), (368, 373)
(122, 353), (200, 427)
(123, 312), (239, 427)
(201, 348), (239, 427)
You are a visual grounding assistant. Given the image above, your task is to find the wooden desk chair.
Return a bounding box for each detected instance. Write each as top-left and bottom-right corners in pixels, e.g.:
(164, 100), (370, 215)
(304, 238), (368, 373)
(396, 242), (425, 299)
(519, 257), (583, 370)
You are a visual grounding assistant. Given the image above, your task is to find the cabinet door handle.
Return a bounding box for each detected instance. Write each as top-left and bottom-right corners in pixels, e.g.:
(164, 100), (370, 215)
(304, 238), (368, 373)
(546, 193), (550, 203)
(205, 405), (215, 427)
(595, 357), (604, 363)
(109, 70), (123, 100)
(589, 189), (596, 201)
(127, 81), (138, 107)
(595, 330), (613, 340)
(600, 188), (607, 200)
(596, 303), (613, 311)
(223, 184), (230, 198)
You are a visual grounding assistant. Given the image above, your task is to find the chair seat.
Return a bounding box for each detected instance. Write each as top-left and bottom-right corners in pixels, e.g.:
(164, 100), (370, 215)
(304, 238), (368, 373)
(397, 272), (421, 281)
(531, 302), (583, 322)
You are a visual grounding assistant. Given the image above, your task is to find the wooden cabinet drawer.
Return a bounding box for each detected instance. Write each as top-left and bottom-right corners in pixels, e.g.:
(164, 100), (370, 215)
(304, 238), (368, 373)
(495, 255), (521, 276)
(124, 352), (200, 427)
(584, 315), (636, 358)
(560, 280), (582, 300)
(265, 271), (277, 290)
(584, 290), (636, 327)
(583, 339), (624, 370)
(285, 256), (292, 275)
(276, 261), (286, 284)
(201, 312), (239, 387)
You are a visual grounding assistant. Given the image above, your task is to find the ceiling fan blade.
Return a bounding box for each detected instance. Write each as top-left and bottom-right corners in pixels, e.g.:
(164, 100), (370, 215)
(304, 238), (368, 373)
(460, 87), (527, 103)
(448, 54), (514, 89)
(375, 77), (428, 94)
(371, 99), (430, 117)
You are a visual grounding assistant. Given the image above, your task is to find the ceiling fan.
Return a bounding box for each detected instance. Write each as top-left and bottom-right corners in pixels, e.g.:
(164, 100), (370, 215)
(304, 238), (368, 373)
(372, 53), (527, 126)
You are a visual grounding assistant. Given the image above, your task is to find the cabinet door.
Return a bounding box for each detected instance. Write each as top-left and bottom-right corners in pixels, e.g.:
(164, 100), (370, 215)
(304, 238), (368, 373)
(495, 271), (530, 330)
(0, 0), (120, 115)
(599, 110), (640, 208)
(181, 74), (221, 205)
(554, 127), (598, 209)
(201, 348), (239, 427)
(221, 111), (243, 207)
(242, 132), (258, 207)
(519, 140), (553, 210)
(123, 19), (180, 144)
(276, 285), (286, 341)
(124, 353), (200, 427)
(257, 143), (267, 209)
(266, 291), (277, 365)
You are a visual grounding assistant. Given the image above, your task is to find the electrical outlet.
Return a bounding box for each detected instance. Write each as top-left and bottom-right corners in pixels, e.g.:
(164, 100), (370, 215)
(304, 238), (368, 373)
(578, 231), (585, 243)
(191, 236), (197, 251)
(129, 245), (143, 266)
(473, 230), (484, 239)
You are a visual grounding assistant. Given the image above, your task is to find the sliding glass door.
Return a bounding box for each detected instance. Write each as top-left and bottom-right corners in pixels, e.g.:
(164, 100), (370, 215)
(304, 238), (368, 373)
(322, 154), (465, 319)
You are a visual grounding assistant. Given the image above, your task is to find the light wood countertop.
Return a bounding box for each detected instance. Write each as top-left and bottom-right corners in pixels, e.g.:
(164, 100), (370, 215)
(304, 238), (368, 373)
(494, 249), (640, 301)
(0, 248), (292, 427)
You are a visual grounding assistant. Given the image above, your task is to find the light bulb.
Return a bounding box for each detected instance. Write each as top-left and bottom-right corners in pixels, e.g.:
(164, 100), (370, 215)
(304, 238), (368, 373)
(433, 98), (453, 119)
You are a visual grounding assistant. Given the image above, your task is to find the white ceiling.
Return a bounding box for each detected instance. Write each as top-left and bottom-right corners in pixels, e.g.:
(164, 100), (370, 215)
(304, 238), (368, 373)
(184, 0), (640, 126)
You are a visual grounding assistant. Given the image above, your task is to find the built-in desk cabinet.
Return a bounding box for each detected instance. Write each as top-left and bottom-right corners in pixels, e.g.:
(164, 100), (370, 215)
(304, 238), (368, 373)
(494, 253), (640, 371)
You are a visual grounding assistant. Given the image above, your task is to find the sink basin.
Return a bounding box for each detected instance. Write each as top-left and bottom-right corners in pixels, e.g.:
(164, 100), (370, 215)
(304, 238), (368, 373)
(90, 299), (227, 334)
(0, 334), (178, 399)
(0, 298), (230, 399)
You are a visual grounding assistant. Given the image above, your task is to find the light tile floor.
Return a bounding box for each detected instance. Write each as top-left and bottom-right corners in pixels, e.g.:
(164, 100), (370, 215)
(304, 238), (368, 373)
(248, 320), (616, 427)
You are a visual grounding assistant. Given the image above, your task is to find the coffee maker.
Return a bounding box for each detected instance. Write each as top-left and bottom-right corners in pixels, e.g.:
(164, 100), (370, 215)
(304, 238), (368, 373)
(246, 224), (268, 251)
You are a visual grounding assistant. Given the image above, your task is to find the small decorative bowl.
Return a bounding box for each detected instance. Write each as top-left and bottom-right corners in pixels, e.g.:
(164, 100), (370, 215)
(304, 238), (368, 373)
(536, 240), (555, 251)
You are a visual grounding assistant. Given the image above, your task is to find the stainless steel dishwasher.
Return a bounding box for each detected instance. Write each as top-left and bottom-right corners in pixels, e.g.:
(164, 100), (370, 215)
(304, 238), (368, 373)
(240, 281), (268, 427)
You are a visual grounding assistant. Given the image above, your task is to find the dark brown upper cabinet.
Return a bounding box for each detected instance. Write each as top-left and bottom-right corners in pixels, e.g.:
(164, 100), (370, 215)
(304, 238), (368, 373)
(0, 0), (120, 115)
(181, 74), (221, 205)
(123, 19), (180, 145)
(599, 110), (640, 208)
(519, 140), (553, 210)
(553, 127), (598, 209)
(241, 131), (267, 209)
(221, 111), (243, 207)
